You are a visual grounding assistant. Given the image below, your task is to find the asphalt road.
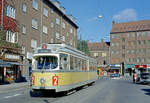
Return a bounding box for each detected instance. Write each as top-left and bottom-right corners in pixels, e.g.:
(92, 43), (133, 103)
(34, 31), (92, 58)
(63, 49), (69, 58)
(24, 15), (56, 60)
(0, 77), (150, 103)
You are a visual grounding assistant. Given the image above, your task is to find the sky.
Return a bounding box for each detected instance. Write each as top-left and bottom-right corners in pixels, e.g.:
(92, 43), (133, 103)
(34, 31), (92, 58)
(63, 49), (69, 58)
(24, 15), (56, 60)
(59, 0), (150, 42)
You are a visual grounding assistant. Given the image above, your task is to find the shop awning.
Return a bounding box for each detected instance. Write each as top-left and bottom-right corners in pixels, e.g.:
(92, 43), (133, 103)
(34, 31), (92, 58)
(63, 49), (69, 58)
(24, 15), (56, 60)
(0, 60), (11, 67)
(6, 62), (24, 66)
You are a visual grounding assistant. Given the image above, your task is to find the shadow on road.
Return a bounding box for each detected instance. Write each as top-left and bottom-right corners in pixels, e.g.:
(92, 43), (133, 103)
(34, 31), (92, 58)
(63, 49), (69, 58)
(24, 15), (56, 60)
(29, 90), (66, 98)
(141, 89), (150, 96)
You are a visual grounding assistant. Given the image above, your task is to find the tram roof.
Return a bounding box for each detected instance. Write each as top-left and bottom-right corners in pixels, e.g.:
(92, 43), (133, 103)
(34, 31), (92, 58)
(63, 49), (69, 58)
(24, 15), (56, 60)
(34, 43), (95, 61)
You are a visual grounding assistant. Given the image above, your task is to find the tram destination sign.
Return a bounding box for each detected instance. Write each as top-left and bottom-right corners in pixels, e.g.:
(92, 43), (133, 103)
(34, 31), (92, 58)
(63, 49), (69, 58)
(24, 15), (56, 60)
(38, 49), (51, 53)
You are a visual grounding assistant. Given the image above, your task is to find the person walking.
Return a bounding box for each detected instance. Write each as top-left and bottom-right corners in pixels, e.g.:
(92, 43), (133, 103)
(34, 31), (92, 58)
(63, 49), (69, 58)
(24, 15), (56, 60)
(133, 72), (137, 83)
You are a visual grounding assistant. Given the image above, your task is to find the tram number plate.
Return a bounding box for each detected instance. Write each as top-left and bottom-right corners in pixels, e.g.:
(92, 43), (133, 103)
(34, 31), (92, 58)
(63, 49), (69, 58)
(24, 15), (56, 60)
(52, 76), (58, 86)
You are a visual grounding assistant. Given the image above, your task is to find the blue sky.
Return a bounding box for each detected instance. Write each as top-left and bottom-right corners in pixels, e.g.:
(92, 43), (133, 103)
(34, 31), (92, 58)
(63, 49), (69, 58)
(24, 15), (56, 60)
(59, 0), (150, 42)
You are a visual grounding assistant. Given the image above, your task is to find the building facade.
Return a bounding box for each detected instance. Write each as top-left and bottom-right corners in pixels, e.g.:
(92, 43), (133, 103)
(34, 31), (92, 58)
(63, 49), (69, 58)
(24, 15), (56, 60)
(110, 20), (150, 76)
(87, 39), (110, 76)
(0, 0), (78, 82)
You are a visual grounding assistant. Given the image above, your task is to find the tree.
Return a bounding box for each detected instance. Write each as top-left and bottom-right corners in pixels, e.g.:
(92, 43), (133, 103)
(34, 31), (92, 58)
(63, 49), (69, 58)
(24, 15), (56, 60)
(77, 39), (90, 56)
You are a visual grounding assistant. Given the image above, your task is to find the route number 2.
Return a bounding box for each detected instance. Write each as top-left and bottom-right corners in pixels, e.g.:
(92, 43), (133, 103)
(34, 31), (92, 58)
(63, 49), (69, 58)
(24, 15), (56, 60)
(52, 76), (58, 86)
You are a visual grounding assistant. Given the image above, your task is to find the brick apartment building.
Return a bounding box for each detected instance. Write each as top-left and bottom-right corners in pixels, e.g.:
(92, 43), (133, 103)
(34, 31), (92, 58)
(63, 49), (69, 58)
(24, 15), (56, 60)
(87, 39), (110, 76)
(0, 0), (78, 83)
(110, 20), (150, 76)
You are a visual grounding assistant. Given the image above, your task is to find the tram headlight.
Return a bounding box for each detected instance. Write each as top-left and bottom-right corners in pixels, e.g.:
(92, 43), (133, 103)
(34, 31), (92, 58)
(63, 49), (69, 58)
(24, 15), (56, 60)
(40, 78), (46, 84)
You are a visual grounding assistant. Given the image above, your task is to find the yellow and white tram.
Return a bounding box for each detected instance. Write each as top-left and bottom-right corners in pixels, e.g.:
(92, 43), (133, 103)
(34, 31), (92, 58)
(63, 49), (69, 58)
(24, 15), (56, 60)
(31, 43), (97, 93)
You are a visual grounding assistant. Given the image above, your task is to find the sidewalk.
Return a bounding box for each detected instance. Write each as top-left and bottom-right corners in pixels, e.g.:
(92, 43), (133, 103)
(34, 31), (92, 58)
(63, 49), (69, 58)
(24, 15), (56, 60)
(0, 82), (30, 93)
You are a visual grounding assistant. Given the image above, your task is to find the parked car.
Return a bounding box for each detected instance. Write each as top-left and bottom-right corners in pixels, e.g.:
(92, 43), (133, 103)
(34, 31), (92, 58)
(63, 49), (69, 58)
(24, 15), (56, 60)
(140, 72), (150, 84)
(110, 73), (120, 79)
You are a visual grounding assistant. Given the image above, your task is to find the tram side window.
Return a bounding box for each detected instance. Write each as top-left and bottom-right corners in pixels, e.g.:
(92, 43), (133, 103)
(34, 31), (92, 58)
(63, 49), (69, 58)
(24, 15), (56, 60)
(60, 53), (69, 70)
(82, 60), (86, 71)
(70, 55), (74, 70)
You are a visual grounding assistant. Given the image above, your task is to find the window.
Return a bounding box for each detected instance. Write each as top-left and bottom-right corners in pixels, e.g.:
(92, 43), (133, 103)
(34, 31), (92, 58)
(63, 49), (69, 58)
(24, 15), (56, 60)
(102, 52), (107, 57)
(122, 45), (125, 49)
(22, 3), (27, 12)
(56, 32), (60, 39)
(6, 5), (15, 19)
(138, 40), (141, 45)
(6, 31), (18, 43)
(137, 32), (140, 37)
(127, 33), (130, 37)
(32, 18), (38, 29)
(21, 46), (25, 54)
(32, 0), (38, 10)
(94, 53), (98, 57)
(43, 25), (48, 34)
(62, 22), (65, 29)
(22, 25), (26, 34)
(43, 8), (48, 17)
(51, 22), (54, 28)
(148, 31), (150, 37)
(70, 28), (73, 33)
(56, 18), (60, 25)
(142, 32), (146, 36)
(51, 38), (53, 43)
(148, 40), (150, 45)
(31, 39), (37, 48)
(111, 43), (114, 46)
(62, 36), (65, 42)
(142, 40), (146, 45)
(122, 38), (125, 42)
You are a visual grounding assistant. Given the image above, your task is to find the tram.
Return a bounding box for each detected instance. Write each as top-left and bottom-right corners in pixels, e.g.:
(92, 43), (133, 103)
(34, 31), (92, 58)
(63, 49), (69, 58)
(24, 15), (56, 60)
(31, 43), (97, 93)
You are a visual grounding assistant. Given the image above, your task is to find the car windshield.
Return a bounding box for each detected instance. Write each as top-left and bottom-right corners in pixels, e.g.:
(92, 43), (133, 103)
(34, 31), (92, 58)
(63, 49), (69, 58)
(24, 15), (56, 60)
(33, 56), (58, 70)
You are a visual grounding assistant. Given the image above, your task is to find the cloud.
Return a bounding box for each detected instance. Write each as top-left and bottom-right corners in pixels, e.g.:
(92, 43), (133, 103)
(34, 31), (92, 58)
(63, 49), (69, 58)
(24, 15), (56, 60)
(113, 8), (137, 22)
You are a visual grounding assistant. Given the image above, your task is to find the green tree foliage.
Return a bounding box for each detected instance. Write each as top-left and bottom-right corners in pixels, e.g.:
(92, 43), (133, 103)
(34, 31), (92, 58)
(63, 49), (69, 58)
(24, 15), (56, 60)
(77, 39), (90, 56)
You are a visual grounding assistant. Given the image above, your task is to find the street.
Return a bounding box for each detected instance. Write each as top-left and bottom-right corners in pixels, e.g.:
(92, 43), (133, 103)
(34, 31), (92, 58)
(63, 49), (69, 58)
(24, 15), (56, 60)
(0, 77), (150, 103)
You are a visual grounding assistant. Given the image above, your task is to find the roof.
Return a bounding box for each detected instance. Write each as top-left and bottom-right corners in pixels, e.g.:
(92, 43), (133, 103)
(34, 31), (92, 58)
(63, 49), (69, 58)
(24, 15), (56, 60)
(110, 20), (150, 34)
(45, 0), (78, 29)
(87, 41), (110, 51)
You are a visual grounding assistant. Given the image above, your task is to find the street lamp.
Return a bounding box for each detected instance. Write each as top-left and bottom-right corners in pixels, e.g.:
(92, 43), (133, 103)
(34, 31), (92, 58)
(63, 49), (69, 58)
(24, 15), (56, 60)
(98, 15), (103, 19)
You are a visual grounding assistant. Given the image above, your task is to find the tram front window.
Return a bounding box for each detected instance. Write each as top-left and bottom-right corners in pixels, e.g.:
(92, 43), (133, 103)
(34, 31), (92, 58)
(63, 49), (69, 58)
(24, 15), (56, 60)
(34, 56), (58, 69)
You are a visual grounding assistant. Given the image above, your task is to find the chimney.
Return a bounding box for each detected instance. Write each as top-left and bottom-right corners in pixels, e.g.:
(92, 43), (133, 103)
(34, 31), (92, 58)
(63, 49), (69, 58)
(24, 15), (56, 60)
(52, 0), (60, 9)
(60, 6), (66, 14)
(68, 15), (75, 23)
(112, 21), (115, 25)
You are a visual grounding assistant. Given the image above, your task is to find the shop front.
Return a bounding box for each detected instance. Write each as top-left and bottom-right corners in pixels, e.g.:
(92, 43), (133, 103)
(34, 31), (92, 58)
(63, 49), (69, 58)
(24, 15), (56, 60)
(109, 64), (121, 75)
(124, 64), (135, 76)
(0, 52), (23, 84)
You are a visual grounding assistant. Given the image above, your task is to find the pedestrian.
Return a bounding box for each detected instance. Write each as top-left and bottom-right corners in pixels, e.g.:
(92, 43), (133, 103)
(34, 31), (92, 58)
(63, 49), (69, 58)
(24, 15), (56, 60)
(133, 72), (137, 83)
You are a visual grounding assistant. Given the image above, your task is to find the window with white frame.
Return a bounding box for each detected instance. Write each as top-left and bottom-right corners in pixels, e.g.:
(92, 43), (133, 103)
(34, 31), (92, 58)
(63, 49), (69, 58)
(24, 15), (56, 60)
(32, 0), (38, 10)
(70, 28), (73, 33)
(51, 38), (54, 43)
(62, 22), (65, 29)
(22, 3), (27, 12)
(21, 46), (25, 54)
(6, 31), (18, 43)
(62, 36), (65, 42)
(22, 25), (26, 34)
(6, 5), (15, 19)
(94, 53), (98, 57)
(43, 8), (48, 17)
(56, 32), (60, 39)
(31, 39), (37, 48)
(32, 18), (38, 29)
(56, 18), (60, 25)
(51, 22), (54, 28)
(43, 25), (48, 34)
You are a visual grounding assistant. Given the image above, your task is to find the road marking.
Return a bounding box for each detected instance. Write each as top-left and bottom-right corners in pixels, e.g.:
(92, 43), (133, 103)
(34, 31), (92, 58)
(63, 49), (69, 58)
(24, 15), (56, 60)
(3, 93), (21, 99)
